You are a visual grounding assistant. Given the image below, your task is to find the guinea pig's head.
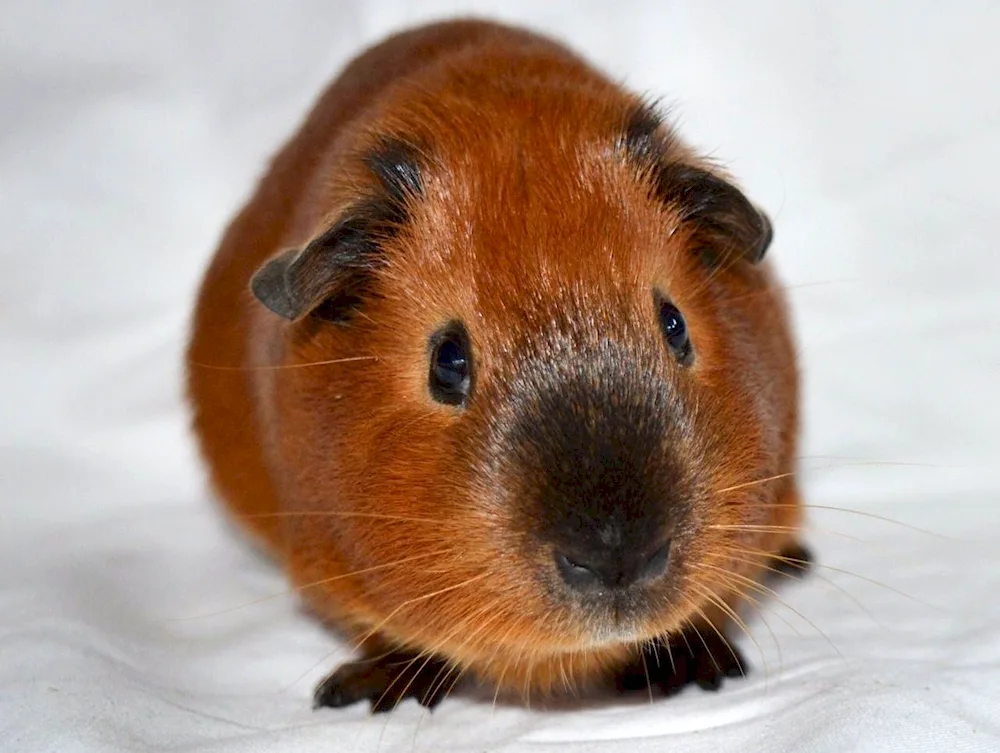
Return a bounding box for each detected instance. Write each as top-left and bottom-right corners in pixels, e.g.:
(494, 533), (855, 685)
(250, 95), (793, 680)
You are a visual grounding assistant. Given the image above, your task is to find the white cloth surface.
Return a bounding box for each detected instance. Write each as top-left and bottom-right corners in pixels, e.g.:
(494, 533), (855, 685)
(2, 2), (999, 751)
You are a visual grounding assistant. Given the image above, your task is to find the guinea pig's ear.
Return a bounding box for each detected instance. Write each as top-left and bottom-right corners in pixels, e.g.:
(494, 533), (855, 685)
(618, 103), (773, 265)
(249, 218), (377, 322)
(250, 136), (423, 321)
(658, 164), (773, 265)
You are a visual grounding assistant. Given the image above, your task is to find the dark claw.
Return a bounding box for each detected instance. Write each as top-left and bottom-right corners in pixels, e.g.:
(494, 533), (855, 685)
(614, 625), (747, 698)
(313, 650), (454, 713)
(774, 541), (814, 578)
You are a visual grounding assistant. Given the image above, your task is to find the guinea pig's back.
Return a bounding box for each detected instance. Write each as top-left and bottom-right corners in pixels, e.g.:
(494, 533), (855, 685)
(186, 20), (563, 555)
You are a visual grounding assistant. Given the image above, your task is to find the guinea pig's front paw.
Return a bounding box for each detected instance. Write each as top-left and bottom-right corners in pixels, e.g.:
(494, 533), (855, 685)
(774, 541), (814, 579)
(615, 626), (747, 697)
(313, 650), (454, 713)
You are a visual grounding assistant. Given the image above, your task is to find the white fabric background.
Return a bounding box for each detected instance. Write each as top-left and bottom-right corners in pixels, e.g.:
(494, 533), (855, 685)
(2, 2), (999, 751)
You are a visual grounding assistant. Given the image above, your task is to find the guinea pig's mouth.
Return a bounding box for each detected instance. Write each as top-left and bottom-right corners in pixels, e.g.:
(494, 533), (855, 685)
(532, 536), (692, 650)
(576, 600), (657, 647)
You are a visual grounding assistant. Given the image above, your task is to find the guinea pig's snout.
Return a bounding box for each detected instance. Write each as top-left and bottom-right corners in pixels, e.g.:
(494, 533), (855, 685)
(554, 539), (671, 592)
(501, 348), (693, 613)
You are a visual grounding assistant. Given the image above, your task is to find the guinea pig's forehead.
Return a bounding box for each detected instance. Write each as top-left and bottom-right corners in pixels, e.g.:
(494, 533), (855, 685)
(417, 162), (660, 274)
(472, 279), (649, 359)
(393, 172), (668, 350)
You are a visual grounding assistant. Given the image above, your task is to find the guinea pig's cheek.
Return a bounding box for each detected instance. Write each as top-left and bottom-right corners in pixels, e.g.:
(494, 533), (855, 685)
(488, 518), (560, 611)
(445, 509), (580, 651)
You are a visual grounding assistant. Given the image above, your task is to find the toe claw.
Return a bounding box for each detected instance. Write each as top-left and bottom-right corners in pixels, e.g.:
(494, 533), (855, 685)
(615, 627), (747, 699)
(775, 541), (814, 578)
(313, 651), (453, 714)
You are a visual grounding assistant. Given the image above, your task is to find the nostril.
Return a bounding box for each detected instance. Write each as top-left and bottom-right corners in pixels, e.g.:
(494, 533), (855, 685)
(639, 539), (672, 582)
(555, 540), (671, 592)
(554, 551), (601, 590)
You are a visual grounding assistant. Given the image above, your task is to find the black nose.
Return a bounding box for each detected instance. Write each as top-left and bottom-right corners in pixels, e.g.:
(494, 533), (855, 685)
(555, 539), (671, 592)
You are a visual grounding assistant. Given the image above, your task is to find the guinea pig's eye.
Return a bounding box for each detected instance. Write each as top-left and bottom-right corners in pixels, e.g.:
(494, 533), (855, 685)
(656, 295), (693, 365)
(429, 324), (472, 407)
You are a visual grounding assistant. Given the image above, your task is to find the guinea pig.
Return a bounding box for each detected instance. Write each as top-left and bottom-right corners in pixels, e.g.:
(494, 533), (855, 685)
(186, 18), (811, 713)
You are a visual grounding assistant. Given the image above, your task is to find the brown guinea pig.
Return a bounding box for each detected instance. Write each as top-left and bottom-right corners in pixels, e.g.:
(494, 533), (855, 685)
(186, 18), (811, 713)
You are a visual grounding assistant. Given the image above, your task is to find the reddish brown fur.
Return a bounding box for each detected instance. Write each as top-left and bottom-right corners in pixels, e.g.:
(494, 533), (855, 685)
(187, 19), (804, 701)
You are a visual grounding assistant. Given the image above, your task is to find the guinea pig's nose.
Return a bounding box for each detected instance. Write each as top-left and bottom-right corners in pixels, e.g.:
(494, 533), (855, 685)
(554, 540), (671, 592)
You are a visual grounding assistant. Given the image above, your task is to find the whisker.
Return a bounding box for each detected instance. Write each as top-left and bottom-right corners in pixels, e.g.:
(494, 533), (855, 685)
(727, 550), (884, 632)
(167, 550), (445, 621)
(490, 618), (526, 716)
(441, 666), (466, 705)
(524, 655), (535, 711)
(716, 472), (796, 495)
(708, 523), (864, 543)
(689, 581), (762, 674)
(728, 587), (788, 672)
(386, 599), (499, 710)
(443, 604), (522, 710)
(557, 652), (572, 695)
(751, 503), (946, 538)
(664, 629), (676, 677)
(710, 566), (803, 638)
(427, 607), (502, 703)
(687, 229), (746, 300)
(731, 544), (940, 610)
(386, 408), (440, 437)
(425, 659), (459, 708)
(187, 355), (378, 372)
(718, 459), (955, 497)
(647, 634), (660, 671)
(796, 455), (953, 469)
(640, 645), (654, 705)
(724, 278), (858, 306)
(280, 572), (489, 695)
(374, 648), (432, 713)
(350, 572), (491, 655)
(235, 510), (446, 525)
(683, 600), (728, 676)
(677, 618), (695, 657)
(695, 562), (845, 663)
(684, 584), (756, 680)
(352, 308), (378, 325)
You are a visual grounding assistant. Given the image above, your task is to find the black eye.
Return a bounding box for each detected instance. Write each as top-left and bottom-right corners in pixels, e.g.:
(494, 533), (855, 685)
(429, 325), (472, 406)
(657, 295), (693, 364)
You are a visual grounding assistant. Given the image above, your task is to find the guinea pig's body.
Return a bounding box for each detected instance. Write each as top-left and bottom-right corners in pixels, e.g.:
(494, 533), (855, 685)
(187, 19), (809, 711)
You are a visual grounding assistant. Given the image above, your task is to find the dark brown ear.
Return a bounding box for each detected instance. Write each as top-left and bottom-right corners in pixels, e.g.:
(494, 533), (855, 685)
(618, 103), (773, 265)
(250, 218), (379, 322)
(655, 163), (773, 265)
(250, 136), (423, 322)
